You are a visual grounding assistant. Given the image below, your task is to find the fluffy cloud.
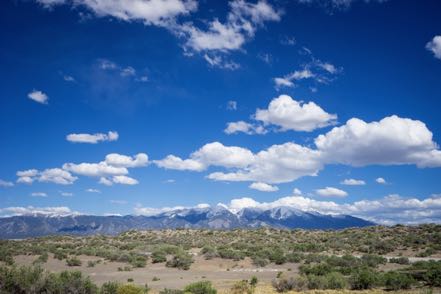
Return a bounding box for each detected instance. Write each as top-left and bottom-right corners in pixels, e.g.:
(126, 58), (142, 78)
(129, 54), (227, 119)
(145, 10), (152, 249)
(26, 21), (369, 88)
(376, 177), (387, 184)
(155, 142), (255, 171)
(0, 206), (75, 217)
(254, 95), (337, 132)
(66, 131), (119, 144)
(0, 180), (14, 187)
(105, 153), (148, 168)
(154, 155), (205, 171)
(16, 168), (77, 185)
(38, 0), (197, 26)
(316, 187), (348, 197)
(249, 182), (279, 192)
(426, 35), (441, 60)
(63, 162), (128, 177)
(316, 115), (441, 167)
(27, 90), (48, 104)
(112, 175), (139, 185)
(224, 121), (266, 135)
(208, 142), (323, 184)
(341, 178), (366, 186)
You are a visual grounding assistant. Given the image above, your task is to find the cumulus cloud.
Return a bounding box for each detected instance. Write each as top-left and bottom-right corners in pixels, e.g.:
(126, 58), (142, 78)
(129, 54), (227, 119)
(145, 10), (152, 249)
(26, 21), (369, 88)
(207, 142), (323, 184)
(376, 177), (387, 184)
(316, 115), (441, 167)
(112, 175), (139, 185)
(249, 182), (279, 192)
(16, 168), (77, 185)
(316, 187), (348, 197)
(0, 180), (14, 187)
(155, 142), (255, 171)
(66, 131), (119, 144)
(27, 90), (48, 104)
(105, 153), (148, 168)
(63, 162), (128, 177)
(0, 206), (75, 217)
(341, 178), (366, 186)
(426, 35), (441, 60)
(224, 121), (266, 135)
(254, 95), (337, 132)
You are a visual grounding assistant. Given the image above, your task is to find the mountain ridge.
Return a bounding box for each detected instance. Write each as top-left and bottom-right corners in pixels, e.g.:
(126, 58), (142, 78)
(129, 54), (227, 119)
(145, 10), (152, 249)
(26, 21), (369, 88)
(0, 206), (374, 239)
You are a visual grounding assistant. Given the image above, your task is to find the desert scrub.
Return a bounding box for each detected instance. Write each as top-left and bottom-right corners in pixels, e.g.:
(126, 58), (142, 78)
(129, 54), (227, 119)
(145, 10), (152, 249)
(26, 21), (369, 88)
(66, 256), (82, 266)
(166, 251), (193, 270)
(183, 281), (217, 294)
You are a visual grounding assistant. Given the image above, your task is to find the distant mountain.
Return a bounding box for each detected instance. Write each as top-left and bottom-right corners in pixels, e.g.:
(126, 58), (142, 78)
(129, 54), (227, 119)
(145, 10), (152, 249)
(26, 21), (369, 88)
(0, 205), (374, 239)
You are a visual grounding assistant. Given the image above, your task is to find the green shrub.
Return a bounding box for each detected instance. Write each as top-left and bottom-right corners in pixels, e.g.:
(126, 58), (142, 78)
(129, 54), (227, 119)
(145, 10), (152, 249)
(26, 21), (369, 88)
(350, 268), (379, 290)
(183, 281), (217, 294)
(324, 272), (347, 289)
(33, 252), (49, 264)
(271, 277), (296, 292)
(166, 252), (193, 270)
(361, 254), (387, 268)
(66, 256), (82, 266)
(389, 257), (410, 265)
(151, 251), (167, 263)
(117, 284), (147, 294)
(383, 271), (414, 290)
(159, 289), (183, 294)
(100, 281), (120, 294)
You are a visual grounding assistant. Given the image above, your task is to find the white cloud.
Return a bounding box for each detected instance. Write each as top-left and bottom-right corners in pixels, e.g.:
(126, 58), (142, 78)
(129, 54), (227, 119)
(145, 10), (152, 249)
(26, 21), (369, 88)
(203, 54), (240, 70)
(63, 75), (75, 82)
(315, 115), (441, 167)
(376, 177), (387, 184)
(273, 69), (314, 89)
(99, 177), (113, 186)
(293, 188), (302, 195)
(316, 187), (348, 197)
(207, 142), (323, 184)
(112, 175), (139, 185)
(110, 200), (128, 205)
(281, 36), (296, 46)
(254, 95), (337, 132)
(426, 35), (441, 60)
(120, 66), (136, 77)
(86, 188), (101, 193)
(227, 100), (237, 110)
(60, 192), (73, 197)
(249, 182), (279, 192)
(0, 206), (76, 217)
(27, 90), (48, 104)
(154, 155), (205, 171)
(31, 192), (47, 197)
(105, 153), (148, 168)
(133, 203), (210, 216)
(296, 0), (387, 11)
(180, 0), (280, 53)
(16, 168), (77, 185)
(63, 162), (128, 177)
(0, 180), (14, 187)
(224, 121), (266, 135)
(341, 178), (366, 186)
(39, 0), (197, 26)
(66, 131), (119, 144)
(155, 142), (255, 171)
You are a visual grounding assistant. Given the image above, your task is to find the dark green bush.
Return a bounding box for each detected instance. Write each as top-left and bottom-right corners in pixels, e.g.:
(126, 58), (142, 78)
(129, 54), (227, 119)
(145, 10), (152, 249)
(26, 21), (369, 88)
(183, 281), (217, 294)
(382, 271), (414, 290)
(350, 268), (380, 290)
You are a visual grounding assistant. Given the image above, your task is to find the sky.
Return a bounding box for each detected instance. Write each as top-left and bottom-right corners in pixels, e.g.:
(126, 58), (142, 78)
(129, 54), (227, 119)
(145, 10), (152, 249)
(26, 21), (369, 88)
(0, 0), (441, 224)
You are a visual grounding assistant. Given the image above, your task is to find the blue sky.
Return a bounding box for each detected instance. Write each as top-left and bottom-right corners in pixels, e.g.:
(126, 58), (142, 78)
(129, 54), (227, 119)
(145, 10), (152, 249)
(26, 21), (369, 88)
(0, 0), (441, 224)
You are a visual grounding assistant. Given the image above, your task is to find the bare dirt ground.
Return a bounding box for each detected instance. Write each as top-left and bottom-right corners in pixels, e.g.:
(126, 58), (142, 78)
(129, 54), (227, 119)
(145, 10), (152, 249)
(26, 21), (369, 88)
(14, 254), (299, 292)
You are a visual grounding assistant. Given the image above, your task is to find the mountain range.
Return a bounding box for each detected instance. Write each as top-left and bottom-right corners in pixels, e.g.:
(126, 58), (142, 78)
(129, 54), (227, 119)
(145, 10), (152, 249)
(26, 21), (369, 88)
(0, 205), (374, 239)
